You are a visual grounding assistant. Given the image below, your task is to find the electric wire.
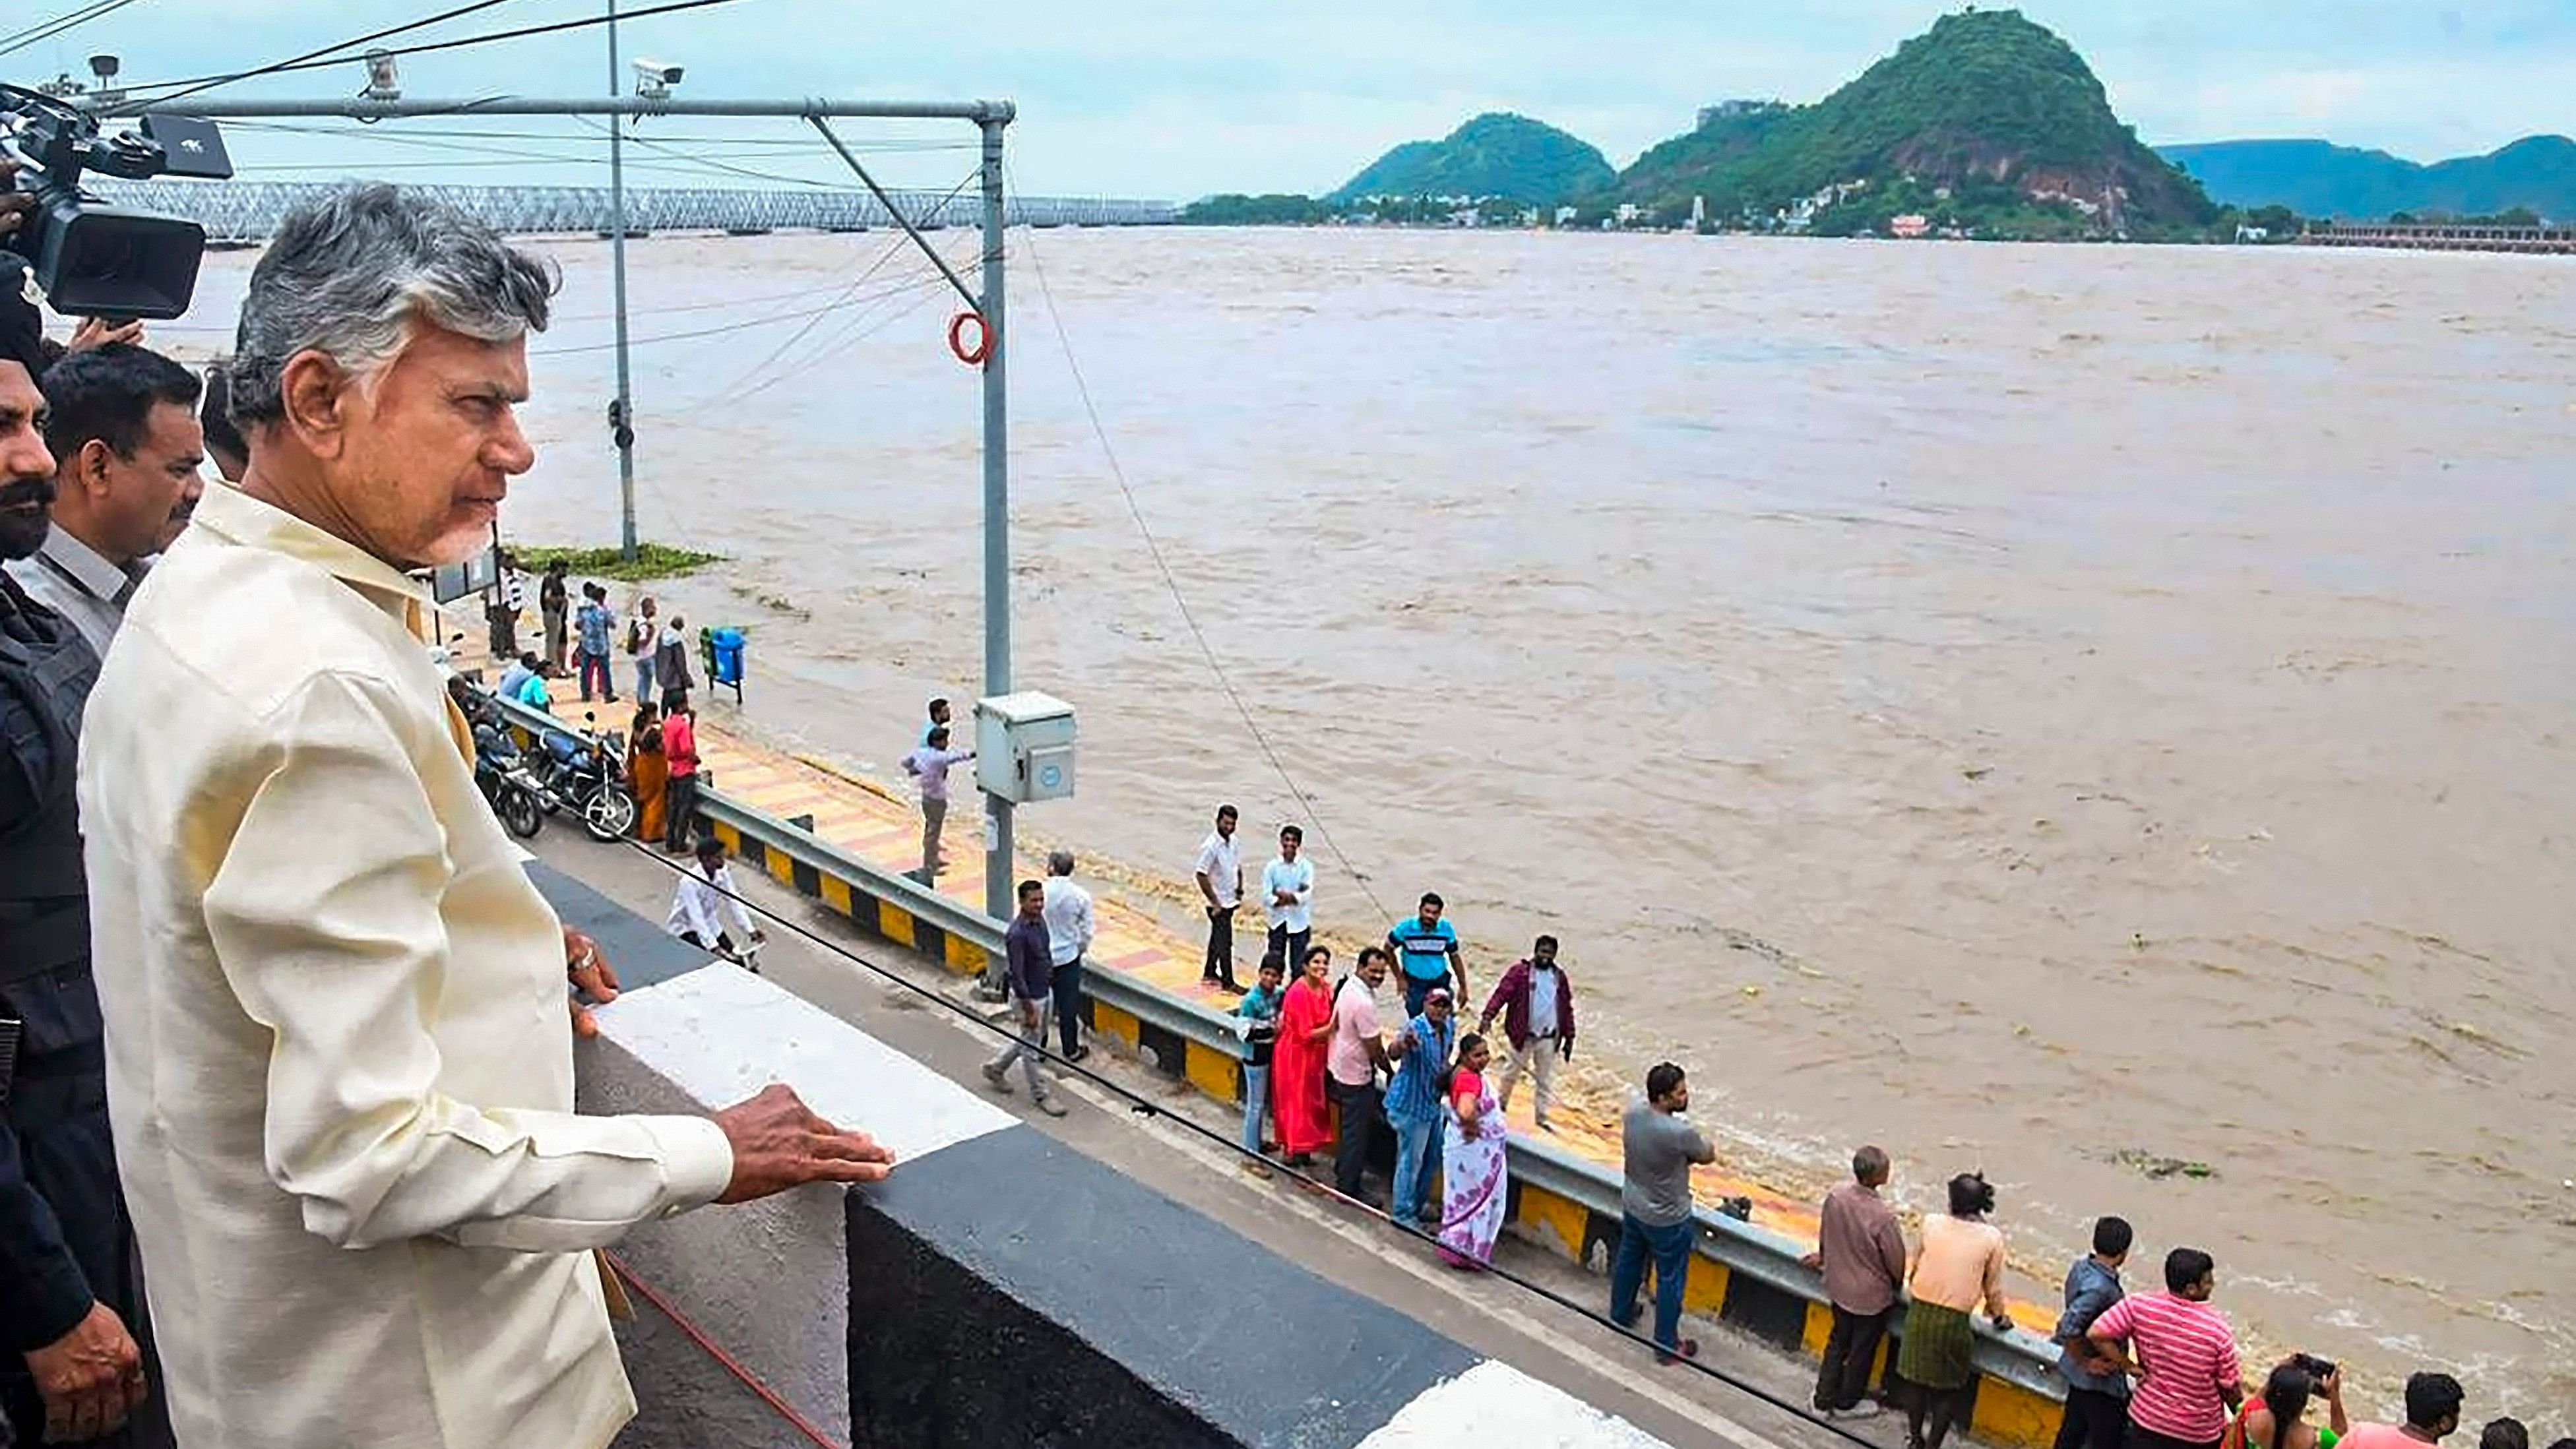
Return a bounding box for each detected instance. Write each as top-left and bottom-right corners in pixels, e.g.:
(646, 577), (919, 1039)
(120, 0), (761, 103)
(574, 116), (850, 190)
(584, 818), (1888, 1445)
(710, 167), (982, 404)
(602, 1251), (844, 1449)
(0, 0), (147, 59)
(530, 269), (953, 356)
(1011, 210), (1397, 929)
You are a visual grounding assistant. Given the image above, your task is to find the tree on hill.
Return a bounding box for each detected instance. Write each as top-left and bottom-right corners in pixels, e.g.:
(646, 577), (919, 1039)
(1620, 8), (2216, 236)
(1330, 112), (1616, 204)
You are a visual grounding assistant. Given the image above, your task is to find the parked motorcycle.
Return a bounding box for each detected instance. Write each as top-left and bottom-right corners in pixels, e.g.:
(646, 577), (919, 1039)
(532, 713), (638, 843)
(471, 718), (547, 840)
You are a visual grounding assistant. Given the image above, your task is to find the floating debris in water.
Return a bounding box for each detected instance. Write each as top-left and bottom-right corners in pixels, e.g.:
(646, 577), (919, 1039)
(2116, 1150), (2216, 1181)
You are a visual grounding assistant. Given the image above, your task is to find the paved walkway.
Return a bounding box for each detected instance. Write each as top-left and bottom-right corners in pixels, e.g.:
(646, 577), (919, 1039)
(451, 604), (2041, 1322)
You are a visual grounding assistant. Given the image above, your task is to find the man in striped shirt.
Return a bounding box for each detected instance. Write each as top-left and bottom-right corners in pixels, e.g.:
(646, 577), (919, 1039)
(2085, 1247), (2244, 1449)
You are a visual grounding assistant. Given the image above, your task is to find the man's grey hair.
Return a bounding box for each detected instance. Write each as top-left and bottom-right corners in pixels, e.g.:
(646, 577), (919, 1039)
(1046, 849), (1075, 877)
(230, 183), (558, 429)
(1852, 1144), (1891, 1183)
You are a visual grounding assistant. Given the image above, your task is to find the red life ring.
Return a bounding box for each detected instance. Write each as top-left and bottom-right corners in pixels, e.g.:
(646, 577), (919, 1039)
(947, 311), (992, 366)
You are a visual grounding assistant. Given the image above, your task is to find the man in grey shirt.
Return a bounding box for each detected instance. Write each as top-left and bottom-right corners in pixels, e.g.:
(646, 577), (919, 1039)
(9, 345), (206, 658)
(1610, 1062), (1716, 1364)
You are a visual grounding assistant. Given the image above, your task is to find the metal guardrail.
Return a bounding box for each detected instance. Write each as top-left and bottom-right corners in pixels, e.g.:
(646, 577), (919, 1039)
(478, 687), (2066, 1402)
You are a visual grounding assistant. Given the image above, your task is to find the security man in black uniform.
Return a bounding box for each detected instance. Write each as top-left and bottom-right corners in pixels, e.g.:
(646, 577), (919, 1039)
(0, 273), (167, 1446)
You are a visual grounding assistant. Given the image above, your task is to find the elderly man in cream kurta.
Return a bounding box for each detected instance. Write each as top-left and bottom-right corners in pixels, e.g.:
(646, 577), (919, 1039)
(76, 185), (895, 1449)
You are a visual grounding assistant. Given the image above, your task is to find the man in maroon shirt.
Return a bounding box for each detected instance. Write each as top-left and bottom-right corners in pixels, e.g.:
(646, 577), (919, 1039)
(1803, 1144), (1907, 1417)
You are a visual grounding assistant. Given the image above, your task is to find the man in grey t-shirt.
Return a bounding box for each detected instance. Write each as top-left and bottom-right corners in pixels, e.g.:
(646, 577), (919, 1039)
(1610, 1063), (1716, 1363)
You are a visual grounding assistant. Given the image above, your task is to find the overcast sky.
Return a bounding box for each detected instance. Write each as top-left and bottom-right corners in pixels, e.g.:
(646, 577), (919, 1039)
(16, 0), (2569, 199)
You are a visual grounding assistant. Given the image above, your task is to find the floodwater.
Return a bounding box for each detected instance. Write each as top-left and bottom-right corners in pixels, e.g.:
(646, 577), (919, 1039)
(185, 227), (2576, 1415)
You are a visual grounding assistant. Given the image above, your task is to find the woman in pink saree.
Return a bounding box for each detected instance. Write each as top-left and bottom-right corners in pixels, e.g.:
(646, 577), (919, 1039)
(1437, 1033), (1507, 1268)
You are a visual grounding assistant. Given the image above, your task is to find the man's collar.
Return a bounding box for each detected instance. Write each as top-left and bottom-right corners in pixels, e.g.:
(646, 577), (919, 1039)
(191, 481), (429, 619)
(36, 519), (135, 601)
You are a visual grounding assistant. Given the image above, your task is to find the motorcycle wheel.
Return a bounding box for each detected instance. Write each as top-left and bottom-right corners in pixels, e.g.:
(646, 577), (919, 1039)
(500, 786), (545, 840)
(582, 784), (637, 842)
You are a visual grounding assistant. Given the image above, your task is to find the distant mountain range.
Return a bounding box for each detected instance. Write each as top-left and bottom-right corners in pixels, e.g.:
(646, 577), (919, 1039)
(1330, 113), (1614, 205)
(2158, 137), (2576, 222)
(1192, 7), (2567, 237)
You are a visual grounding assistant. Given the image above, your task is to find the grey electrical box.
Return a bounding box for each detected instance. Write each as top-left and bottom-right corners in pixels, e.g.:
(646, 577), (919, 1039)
(974, 691), (1077, 803)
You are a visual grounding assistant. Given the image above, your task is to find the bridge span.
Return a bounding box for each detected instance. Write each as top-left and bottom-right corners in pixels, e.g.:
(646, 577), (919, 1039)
(94, 179), (1178, 245)
(2299, 222), (2575, 255)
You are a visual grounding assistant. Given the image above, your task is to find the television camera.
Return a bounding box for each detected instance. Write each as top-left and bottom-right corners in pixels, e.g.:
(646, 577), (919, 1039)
(3, 83), (230, 320)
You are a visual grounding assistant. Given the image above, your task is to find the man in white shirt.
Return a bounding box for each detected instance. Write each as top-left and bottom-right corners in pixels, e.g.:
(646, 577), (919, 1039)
(1040, 849), (1096, 1061)
(1193, 803), (1245, 993)
(77, 184), (895, 1449)
(669, 836), (766, 966)
(7, 343), (206, 657)
(1261, 823), (1315, 977)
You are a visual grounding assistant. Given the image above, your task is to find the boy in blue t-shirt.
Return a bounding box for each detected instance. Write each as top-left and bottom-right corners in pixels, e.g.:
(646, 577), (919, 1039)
(1231, 952), (1288, 1173)
(1386, 891), (1464, 1019)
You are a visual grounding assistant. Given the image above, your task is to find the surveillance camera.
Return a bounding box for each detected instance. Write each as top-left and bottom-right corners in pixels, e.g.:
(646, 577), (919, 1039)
(632, 59), (683, 86)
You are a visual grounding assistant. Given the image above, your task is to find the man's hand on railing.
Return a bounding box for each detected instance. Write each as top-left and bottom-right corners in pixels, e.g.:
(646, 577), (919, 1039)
(710, 1084), (896, 1202)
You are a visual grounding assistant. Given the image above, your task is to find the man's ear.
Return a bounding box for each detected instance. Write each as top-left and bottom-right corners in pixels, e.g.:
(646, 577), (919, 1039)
(76, 437), (117, 495)
(276, 349), (356, 461)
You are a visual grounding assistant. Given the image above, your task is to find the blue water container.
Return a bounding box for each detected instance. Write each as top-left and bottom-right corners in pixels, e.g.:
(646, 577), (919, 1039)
(710, 627), (746, 689)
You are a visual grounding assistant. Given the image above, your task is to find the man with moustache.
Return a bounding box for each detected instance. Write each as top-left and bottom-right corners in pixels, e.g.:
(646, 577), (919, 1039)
(8, 345), (206, 657)
(74, 185), (896, 1449)
(0, 306), (169, 1446)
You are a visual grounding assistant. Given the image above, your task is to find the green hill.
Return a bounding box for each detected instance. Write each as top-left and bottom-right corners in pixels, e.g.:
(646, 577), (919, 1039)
(2160, 136), (2576, 222)
(1330, 113), (1615, 204)
(1622, 9), (2216, 237)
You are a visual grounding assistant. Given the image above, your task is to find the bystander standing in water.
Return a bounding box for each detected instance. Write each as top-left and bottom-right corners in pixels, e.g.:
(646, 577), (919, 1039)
(2085, 1248), (2246, 1449)
(1476, 934), (1576, 1132)
(1262, 824), (1314, 972)
(1327, 946), (1394, 1204)
(1610, 1062), (1715, 1365)
(901, 725), (974, 883)
(2051, 1216), (2135, 1449)
(1040, 849), (1094, 1061)
(1387, 892), (1466, 1019)
(1804, 1144), (1905, 1418)
(1231, 952), (1288, 1177)
(980, 879), (1067, 1117)
(1383, 985), (1457, 1233)
(1900, 1171), (2015, 1449)
(1194, 803), (1245, 993)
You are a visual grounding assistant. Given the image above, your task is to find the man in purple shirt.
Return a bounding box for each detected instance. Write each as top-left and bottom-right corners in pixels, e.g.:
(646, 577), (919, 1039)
(980, 880), (1067, 1117)
(901, 725), (974, 884)
(1803, 1144), (1908, 1417)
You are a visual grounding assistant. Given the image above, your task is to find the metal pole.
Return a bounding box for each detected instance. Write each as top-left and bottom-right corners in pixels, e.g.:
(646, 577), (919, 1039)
(117, 96), (1017, 121)
(978, 115), (1011, 925)
(606, 0), (640, 562)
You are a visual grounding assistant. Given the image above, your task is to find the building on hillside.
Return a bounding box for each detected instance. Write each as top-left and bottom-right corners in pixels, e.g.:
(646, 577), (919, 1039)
(1890, 213), (1932, 239)
(1696, 98), (1775, 129)
(1614, 202), (1647, 226)
(1554, 205), (1579, 226)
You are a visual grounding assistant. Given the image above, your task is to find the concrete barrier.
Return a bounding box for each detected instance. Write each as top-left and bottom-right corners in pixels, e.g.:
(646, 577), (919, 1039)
(491, 691), (2072, 1447)
(544, 859), (1672, 1448)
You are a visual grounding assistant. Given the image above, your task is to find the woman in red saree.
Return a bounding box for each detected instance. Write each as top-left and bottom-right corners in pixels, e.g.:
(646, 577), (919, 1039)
(1271, 945), (1337, 1166)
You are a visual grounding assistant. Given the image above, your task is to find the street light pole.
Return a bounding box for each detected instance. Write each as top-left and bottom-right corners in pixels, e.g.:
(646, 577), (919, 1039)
(605, 0), (640, 563)
(978, 116), (1012, 925)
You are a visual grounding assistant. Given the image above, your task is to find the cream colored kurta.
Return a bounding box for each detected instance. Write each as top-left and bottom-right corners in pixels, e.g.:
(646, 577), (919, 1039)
(77, 482), (734, 1449)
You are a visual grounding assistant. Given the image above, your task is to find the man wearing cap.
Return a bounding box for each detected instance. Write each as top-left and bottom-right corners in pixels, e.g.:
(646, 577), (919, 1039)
(1381, 985), (1458, 1233)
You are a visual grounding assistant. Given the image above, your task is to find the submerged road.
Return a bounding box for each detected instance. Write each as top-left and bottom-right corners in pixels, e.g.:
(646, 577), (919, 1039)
(541, 828), (1895, 1449)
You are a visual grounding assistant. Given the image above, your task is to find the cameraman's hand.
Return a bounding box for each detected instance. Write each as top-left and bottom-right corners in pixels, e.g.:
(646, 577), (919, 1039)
(712, 1083), (896, 1202)
(67, 317), (144, 352)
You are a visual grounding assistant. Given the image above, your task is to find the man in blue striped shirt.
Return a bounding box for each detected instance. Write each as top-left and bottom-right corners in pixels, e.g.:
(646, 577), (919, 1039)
(1383, 987), (1457, 1233)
